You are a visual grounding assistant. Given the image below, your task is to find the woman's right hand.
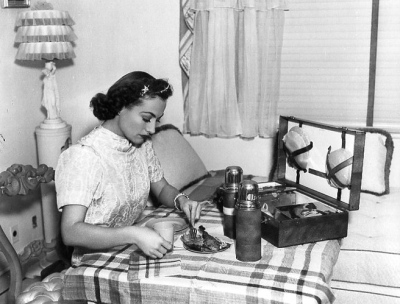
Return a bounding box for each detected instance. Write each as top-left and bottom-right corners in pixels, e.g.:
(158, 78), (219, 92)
(131, 226), (172, 259)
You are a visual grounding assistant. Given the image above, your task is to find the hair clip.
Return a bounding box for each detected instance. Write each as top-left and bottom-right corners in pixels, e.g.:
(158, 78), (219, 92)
(158, 83), (170, 94)
(141, 85), (149, 97)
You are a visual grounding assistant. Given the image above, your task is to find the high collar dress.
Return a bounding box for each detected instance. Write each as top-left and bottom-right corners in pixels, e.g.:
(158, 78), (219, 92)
(55, 126), (164, 264)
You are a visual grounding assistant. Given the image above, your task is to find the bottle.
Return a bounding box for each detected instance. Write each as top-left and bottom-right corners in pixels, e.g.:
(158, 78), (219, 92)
(235, 180), (262, 262)
(222, 166), (243, 239)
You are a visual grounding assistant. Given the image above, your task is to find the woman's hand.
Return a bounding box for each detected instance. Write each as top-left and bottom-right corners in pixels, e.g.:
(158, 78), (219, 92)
(132, 226), (172, 259)
(179, 199), (210, 226)
(150, 178), (211, 226)
(61, 205), (172, 259)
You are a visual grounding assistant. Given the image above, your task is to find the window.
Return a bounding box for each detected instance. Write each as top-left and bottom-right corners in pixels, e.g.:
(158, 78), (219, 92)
(278, 0), (400, 130)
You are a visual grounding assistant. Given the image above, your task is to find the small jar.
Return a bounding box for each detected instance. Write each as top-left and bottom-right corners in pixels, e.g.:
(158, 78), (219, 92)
(222, 166), (243, 239)
(235, 180), (262, 262)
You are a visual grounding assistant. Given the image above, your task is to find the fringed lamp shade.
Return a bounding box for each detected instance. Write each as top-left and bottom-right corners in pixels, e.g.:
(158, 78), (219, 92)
(15, 10), (77, 60)
(14, 10), (76, 60)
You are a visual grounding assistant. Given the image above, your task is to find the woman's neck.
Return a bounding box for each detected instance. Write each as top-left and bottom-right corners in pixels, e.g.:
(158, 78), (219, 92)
(102, 118), (123, 138)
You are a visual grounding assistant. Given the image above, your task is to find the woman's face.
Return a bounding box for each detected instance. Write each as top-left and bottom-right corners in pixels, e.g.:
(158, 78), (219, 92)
(116, 96), (166, 146)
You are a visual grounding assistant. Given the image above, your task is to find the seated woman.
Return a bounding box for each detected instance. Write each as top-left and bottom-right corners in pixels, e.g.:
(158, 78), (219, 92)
(55, 71), (207, 264)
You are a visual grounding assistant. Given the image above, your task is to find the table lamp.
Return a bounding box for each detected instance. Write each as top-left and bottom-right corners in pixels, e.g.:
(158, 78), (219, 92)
(14, 2), (76, 129)
(14, 2), (76, 271)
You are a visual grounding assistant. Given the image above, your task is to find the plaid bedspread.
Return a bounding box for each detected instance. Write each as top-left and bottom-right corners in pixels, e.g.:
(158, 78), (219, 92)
(62, 204), (341, 304)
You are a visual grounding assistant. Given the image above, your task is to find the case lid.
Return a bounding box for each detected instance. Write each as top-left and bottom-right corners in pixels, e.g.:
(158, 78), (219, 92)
(276, 116), (366, 211)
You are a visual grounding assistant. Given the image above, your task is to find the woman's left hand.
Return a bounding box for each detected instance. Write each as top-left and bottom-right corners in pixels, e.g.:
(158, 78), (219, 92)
(180, 199), (210, 226)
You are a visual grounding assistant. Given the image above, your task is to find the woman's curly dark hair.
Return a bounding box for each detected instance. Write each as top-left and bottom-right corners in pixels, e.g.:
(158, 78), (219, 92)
(90, 71), (173, 121)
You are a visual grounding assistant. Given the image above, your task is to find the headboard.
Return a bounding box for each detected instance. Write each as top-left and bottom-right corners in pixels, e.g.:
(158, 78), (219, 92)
(0, 164), (54, 304)
(0, 164), (54, 196)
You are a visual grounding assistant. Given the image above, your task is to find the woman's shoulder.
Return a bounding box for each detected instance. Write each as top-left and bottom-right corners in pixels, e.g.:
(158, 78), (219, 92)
(64, 127), (104, 157)
(59, 142), (100, 165)
(65, 143), (99, 155)
(56, 144), (102, 178)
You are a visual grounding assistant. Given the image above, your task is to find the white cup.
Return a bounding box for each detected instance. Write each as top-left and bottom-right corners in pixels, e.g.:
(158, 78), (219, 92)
(153, 222), (175, 252)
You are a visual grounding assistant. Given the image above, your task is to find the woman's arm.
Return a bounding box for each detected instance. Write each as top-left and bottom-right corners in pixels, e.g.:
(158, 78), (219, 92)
(150, 177), (207, 225)
(60, 204), (171, 259)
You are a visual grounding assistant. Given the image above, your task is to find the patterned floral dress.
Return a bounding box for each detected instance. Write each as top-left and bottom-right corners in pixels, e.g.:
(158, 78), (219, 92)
(55, 126), (163, 264)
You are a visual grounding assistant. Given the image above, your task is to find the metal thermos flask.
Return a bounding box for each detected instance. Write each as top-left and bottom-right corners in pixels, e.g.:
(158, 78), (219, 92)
(235, 180), (262, 262)
(222, 166), (243, 239)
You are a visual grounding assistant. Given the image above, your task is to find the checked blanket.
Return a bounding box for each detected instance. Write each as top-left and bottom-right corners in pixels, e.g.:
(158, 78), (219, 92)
(62, 204), (341, 304)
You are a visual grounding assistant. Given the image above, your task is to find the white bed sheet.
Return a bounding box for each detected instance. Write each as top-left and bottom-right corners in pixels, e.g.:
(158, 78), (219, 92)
(331, 189), (400, 303)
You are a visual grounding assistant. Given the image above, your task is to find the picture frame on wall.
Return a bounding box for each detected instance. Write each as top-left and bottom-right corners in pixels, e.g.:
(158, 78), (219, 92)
(3, 0), (30, 8)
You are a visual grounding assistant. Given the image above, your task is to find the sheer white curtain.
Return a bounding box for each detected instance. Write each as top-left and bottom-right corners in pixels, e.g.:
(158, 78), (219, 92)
(181, 0), (286, 138)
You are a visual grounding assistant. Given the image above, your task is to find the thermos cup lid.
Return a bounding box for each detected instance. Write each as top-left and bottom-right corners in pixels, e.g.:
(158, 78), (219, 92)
(224, 166), (243, 188)
(236, 180), (260, 209)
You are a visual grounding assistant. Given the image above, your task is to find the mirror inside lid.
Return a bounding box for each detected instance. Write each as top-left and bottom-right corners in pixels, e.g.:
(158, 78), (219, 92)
(276, 116), (366, 211)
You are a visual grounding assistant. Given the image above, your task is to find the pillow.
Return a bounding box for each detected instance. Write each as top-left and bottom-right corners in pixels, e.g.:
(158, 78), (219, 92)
(151, 124), (210, 192)
(359, 128), (394, 196)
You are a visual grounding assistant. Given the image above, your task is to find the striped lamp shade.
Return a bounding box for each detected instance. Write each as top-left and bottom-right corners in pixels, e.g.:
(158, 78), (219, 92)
(14, 9), (77, 61)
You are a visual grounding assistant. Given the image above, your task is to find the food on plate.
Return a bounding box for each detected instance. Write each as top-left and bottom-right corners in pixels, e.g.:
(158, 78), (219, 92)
(181, 225), (229, 252)
(199, 226), (223, 251)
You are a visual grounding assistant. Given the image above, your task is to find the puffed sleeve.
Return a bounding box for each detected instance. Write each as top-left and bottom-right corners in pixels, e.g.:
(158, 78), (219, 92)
(144, 140), (164, 183)
(55, 145), (103, 210)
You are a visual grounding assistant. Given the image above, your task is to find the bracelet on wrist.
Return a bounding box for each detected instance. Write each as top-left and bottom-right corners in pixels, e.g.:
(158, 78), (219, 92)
(173, 192), (189, 211)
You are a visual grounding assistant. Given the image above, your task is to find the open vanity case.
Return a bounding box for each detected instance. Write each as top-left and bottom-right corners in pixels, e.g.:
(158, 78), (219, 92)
(260, 116), (366, 247)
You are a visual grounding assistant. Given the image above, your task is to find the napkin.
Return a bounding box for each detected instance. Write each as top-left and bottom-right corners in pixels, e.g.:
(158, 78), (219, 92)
(128, 252), (182, 280)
